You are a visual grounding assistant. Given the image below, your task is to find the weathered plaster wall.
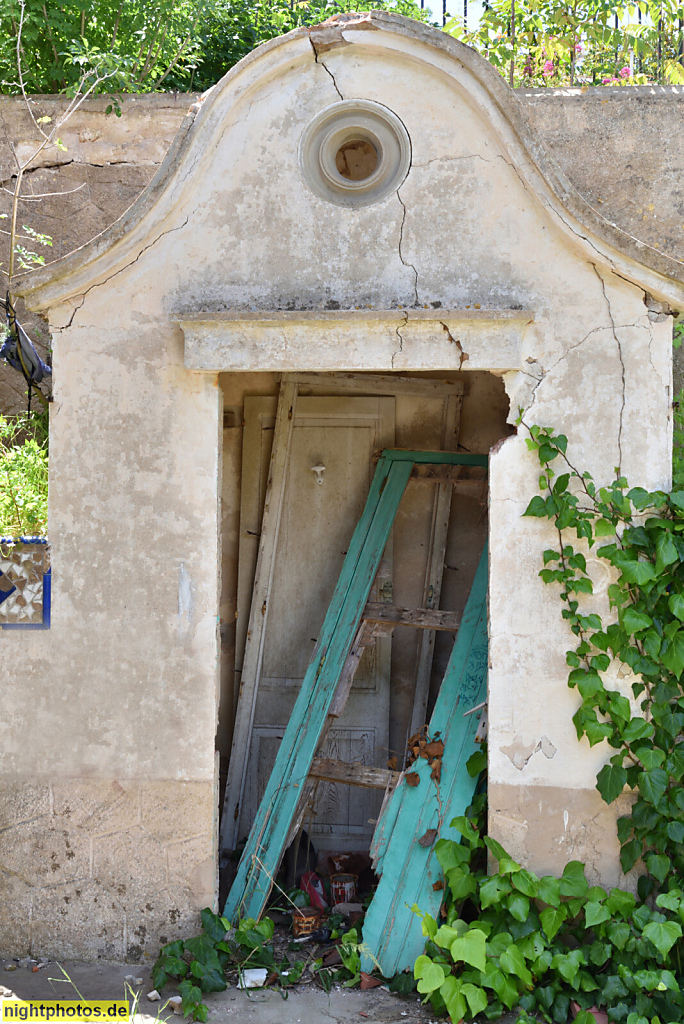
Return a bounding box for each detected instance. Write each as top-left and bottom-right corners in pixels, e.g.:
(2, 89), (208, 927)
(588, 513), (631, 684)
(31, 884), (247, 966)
(0, 13), (680, 957)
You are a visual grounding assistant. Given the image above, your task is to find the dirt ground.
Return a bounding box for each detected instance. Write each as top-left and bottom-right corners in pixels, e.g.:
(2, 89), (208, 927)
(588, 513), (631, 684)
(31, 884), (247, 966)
(0, 957), (527, 1024)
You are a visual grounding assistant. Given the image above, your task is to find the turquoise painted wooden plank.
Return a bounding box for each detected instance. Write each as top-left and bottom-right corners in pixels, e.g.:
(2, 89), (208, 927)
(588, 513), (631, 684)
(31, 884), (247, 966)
(382, 450), (488, 467)
(361, 544), (489, 977)
(369, 770), (402, 876)
(224, 456), (414, 923)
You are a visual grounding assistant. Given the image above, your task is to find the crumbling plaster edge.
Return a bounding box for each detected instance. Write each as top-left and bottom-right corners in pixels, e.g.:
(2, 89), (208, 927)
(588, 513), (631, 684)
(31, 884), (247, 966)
(11, 12), (684, 315)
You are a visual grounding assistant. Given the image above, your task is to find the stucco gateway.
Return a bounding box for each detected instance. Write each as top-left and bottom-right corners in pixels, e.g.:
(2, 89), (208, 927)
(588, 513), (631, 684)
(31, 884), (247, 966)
(1, 11), (682, 958)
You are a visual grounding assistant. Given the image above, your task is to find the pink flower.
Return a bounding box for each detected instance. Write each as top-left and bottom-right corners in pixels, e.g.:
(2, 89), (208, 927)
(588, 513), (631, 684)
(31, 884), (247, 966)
(602, 76), (618, 84)
(575, 43), (582, 53)
(542, 60), (555, 76)
(619, 66), (631, 78)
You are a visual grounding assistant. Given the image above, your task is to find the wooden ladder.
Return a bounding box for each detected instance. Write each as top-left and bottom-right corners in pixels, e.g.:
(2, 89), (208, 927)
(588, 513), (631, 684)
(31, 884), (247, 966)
(223, 448), (487, 924)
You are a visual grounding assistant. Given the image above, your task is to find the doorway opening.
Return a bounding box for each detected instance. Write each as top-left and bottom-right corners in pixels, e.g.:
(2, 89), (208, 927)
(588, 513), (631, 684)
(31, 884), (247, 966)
(217, 370), (513, 903)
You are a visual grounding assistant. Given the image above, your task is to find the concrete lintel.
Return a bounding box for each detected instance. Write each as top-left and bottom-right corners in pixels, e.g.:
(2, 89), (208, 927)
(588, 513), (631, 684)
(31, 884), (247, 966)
(176, 309), (534, 373)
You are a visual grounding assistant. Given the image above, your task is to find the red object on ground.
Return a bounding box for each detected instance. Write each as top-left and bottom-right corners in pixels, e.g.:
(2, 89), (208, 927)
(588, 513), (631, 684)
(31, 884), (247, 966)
(300, 870), (328, 910)
(359, 972), (382, 990)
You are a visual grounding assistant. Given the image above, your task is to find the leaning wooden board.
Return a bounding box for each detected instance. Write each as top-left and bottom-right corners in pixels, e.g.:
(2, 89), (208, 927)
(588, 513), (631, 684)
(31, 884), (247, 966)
(223, 449), (487, 924)
(362, 543), (489, 977)
(223, 453), (413, 922)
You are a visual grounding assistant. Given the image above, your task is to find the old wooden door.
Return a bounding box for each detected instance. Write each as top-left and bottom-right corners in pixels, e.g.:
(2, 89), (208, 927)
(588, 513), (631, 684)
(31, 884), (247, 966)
(235, 395), (395, 851)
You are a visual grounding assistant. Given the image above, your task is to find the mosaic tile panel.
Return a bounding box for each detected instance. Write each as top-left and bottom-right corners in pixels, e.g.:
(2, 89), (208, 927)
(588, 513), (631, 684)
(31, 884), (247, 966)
(0, 539), (50, 627)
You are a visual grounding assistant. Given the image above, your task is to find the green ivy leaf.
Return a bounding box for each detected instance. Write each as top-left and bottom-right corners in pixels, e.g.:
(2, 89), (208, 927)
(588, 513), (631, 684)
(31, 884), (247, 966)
(511, 868), (539, 898)
(487, 965), (520, 1009)
(499, 944), (533, 987)
(184, 936), (217, 963)
(642, 920), (683, 957)
(439, 976), (467, 1024)
(622, 607), (653, 632)
(584, 901), (611, 927)
(523, 495), (548, 518)
(666, 820), (684, 843)
(606, 921), (631, 951)
(621, 718), (654, 743)
(661, 630), (684, 677)
(620, 838), (642, 874)
(559, 861), (589, 898)
(537, 875), (561, 908)
(638, 768), (668, 806)
(416, 960), (445, 994)
(633, 745), (665, 770)
(550, 948), (584, 985)
(604, 888), (636, 917)
(656, 531), (679, 571)
(669, 593), (684, 621)
(596, 763), (627, 804)
(450, 929), (487, 972)
(461, 982), (489, 1016)
(644, 853), (671, 884)
(540, 905), (567, 941)
(434, 924), (464, 949)
(200, 907), (228, 944)
(595, 518), (616, 536)
(466, 748), (487, 777)
(506, 892), (530, 922)
(446, 867), (477, 900)
(617, 559), (657, 585)
(435, 838), (470, 874)
(480, 874), (512, 909)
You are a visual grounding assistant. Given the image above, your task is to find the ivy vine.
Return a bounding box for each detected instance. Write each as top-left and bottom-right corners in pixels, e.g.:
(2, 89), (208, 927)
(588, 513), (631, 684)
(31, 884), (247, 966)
(521, 420), (684, 897)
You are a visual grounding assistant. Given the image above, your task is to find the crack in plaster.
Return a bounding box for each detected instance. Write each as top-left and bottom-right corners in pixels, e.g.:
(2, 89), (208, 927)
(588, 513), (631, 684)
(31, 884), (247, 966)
(391, 309), (408, 368)
(645, 322), (669, 391)
(591, 264), (626, 470)
(439, 320), (469, 370)
(308, 34), (343, 99)
(396, 188), (419, 306)
(525, 316), (643, 415)
(63, 216), (190, 329)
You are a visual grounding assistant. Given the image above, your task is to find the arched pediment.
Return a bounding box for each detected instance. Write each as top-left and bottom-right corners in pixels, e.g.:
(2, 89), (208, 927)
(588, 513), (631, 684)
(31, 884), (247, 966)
(14, 10), (684, 314)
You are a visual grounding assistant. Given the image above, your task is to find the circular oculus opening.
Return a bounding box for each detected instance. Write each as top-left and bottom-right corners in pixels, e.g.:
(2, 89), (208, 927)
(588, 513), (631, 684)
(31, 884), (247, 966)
(300, 100), (411, 208)
(335, 138), (378, 181)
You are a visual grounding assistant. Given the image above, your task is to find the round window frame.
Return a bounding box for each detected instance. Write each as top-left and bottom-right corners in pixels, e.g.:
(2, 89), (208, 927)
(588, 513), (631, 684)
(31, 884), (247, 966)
(299, 99), (411, 208)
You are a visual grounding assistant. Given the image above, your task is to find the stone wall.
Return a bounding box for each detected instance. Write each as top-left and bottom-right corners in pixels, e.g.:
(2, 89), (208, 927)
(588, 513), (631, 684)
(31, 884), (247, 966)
(1, 85), (683, 412)
(0, 94), (196, 414)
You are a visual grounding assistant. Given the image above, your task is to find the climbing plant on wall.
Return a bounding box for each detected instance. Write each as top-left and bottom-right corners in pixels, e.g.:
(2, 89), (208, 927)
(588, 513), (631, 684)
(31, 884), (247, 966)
(409, 404), (684, 1023)
(521, 419), (684, 894)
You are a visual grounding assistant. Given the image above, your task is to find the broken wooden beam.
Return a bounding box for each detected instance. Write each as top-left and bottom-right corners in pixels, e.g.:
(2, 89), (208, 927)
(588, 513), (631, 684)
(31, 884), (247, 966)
(309, 757), (400, 790)
(363, 603), (460, 632)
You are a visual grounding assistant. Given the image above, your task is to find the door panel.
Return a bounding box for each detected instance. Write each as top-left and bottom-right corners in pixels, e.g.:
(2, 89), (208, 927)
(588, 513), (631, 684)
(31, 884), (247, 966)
(236, 396), (395, 850)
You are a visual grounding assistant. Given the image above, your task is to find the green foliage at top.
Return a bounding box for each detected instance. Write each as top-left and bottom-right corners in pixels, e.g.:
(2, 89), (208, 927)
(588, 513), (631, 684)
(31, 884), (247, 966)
(0, 0), (431, 96)
(0, 413), (48, 537)
(522, 420), (684, 895)
(446, 0), (684, 86)
(5, 0), (683, 95)
(413, 812), (684, 1023)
